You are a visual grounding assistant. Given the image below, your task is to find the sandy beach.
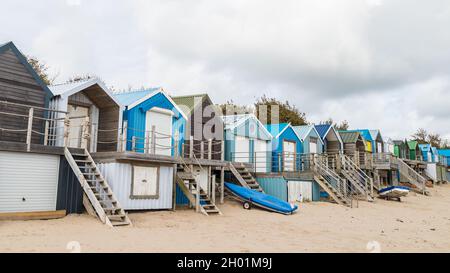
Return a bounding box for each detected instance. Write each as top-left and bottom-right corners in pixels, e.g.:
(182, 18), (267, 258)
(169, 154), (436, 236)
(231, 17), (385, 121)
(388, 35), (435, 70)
(1, 184), (450, 253)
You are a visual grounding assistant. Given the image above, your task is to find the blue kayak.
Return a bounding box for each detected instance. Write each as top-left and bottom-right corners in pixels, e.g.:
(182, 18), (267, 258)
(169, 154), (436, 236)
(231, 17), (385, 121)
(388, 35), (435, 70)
(225, 182), (298, 215)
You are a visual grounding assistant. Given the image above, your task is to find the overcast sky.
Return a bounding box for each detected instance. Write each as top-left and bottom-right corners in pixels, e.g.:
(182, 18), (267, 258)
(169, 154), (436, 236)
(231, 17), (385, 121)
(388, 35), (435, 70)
(1, 0), (449, 140)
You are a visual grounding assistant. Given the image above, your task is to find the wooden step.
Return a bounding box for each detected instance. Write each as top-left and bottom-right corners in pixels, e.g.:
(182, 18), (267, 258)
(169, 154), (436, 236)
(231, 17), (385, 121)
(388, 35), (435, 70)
(108, 214), (126, 221)
(111, 221), (130, 227)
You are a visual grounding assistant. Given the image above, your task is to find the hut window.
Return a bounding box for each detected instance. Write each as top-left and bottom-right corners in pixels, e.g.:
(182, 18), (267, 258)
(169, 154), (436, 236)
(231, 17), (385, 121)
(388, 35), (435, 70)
(131, 165), (160, 199)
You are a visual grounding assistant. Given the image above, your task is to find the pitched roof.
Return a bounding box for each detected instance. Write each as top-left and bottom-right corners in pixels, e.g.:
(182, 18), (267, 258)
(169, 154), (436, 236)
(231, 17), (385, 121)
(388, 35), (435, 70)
(50, 78), (122, 107)
(0, 41), (53, 99)
(315, 124), (331, 139)
(293, 125), (324, 145)
(338, 131), (362, 143)
(346, 129), (373, 142)
(407, 140), (418, 150)
(431, 147), (438, 155)
(114, 88), (188, 120)
(369, 130), (381, 141)
(221, 114), (272, 139)
(419, 143), (432, 152)
(171, 93), (210, 115)
(265, 123), (290, 138)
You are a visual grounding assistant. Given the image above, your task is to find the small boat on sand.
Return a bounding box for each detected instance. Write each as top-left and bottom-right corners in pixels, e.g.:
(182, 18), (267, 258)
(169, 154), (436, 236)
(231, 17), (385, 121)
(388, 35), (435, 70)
(378, 186), (410, 201)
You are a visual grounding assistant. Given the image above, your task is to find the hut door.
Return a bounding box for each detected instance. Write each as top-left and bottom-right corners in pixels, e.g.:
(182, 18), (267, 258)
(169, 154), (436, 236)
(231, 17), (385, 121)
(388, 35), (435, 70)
(67, 104), (90, 149)
(146, 108), (173, 156)
(235, 136), (250, 162)
(283, 140), (296, 171)
(309, 138), (318, 154)
(254, 139), (268, 172)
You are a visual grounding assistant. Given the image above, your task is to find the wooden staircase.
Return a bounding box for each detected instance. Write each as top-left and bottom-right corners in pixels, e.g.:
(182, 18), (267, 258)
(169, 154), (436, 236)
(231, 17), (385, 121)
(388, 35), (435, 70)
(340, 154), (374, 201)
(229, 162), (264, 192)
(176, 165), (221, 216)
(64, 148), (131, 227)
(312, 156), (352, 207)
(396, 158), (430, 195)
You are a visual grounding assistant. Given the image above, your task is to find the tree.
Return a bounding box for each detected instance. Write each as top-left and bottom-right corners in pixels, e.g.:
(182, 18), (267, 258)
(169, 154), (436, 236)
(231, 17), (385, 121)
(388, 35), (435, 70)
(27, 56), (56, 85)
(335, 120), (350, 131)
(411, 128), (428, 144)
(427, 133), (442, 148)
(320, 118), (349, 131)
(218, 100), (254, 116)
(254, 95), (307, 126)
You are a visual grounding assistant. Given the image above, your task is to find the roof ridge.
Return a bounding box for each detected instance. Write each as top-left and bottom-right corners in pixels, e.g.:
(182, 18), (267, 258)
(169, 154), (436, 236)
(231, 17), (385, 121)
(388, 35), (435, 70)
(51, 77), (95, 87)
(172, 93), (208, 99)
(114, 87), (161, 95)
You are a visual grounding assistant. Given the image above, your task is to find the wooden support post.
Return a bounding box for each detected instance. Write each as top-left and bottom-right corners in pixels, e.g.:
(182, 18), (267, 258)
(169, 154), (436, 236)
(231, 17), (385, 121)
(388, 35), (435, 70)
(208, 139), (212, 160)
(122, 120), (128, 152)
(221, 140), (225, 161)
(189, 136), (194, 158)
(212, 173), (216, 204)
(63, 116), (70, 147)
(207, 166), (212, 198)
(195, 180), (200, 213)
(151, 125), (156, 154)
(145, 130), (150, 154)
(81, 117), (90, 150)
(172, 163), (177, 211)
(200, 140), (204, 159)
(26, 108), (34, 151)
(220, 167), (225, 204)
(132, 136), (136, 152)
(44, 120), (49, 146)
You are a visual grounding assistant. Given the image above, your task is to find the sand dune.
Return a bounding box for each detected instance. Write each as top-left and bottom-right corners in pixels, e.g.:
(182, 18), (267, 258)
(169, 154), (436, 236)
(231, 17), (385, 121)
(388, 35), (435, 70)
(1, 184), (450, 253)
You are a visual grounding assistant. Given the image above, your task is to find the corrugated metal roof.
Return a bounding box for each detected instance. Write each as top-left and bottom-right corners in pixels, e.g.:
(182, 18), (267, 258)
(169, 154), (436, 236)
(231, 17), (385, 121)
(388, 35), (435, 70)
(50, 78), (93, 96)
(346, 129), (372, 141)
(265, 123), (289, 138)
(114, 88), (161, 107)
(171, 94), (209, 115)
(293, 125), (313, 141)
(315, 124), (331, 139)
(438, 149), (450, 156)
(407, 140), (418, 150)
(338, 131), (361, 143)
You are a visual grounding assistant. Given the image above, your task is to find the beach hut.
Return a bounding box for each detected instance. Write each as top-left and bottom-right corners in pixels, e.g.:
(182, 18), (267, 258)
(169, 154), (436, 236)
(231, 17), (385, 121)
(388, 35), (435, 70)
(0, 42), (83, 217)
(49, 78), (123, 152)
(114, 88), (187, 156)
(369, 130), (384, 153)
(172, 93), (224, 160)
(383, 138), (395, 155)
(315, 124), (343, 155)
(293, 125), (324, 154)
(438, 150), (450, 182)
(265, 123), (303, 172)
(338, 131), (366, 165)
(407, 140), (421, 161)
(222, 114), (272, 173)
(393, 140), (408, 159)
(0, 41), (53, 144)
(419, 144), (433, 162)
(346, 130), (373, 153)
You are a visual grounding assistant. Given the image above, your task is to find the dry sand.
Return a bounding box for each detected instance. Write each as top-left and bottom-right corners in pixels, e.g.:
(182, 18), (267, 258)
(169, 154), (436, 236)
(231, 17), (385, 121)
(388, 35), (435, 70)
(1, 184), (450, 253)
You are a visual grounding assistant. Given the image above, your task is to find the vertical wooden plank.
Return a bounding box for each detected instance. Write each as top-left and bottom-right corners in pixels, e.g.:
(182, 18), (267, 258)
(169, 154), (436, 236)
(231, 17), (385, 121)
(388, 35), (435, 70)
(26, 108), (34, 151)
(220, 167), (225, 204)
(190, 136), (194, 158)
(121, 120), (128, 152)
(211, 173), (216, 204)
(151, 125), (156, 154)
(44, 120), (49, 146)
(221, 140), (225, 161)
(208, 139), (212, 160)
(64, 117), (70, 147)
(145, 130), (150, 154)
(200, 140), (204, 159)
(132, 136), (136, 152)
